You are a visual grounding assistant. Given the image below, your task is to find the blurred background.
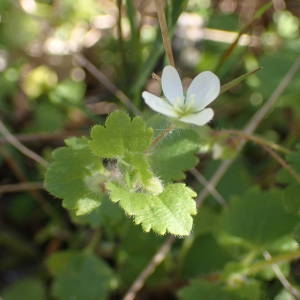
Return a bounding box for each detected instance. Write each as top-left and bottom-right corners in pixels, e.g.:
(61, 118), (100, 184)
(1, 0), (300, 299)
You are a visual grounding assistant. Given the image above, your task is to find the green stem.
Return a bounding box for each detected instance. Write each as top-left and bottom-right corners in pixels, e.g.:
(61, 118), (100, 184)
(243, 249), (300, 276)
(150, 125), (175, 148)
(125, 0), (141, 67)
(85, 229), (101, 254)
(219, 129), (291, 154)
(117, 0), (127, 73)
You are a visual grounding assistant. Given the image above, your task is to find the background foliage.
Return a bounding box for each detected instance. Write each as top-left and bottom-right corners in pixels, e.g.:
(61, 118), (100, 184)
(1, 0), (300, 299)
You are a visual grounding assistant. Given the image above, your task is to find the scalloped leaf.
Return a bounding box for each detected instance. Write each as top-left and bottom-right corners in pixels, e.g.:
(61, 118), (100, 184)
(223, 188), (299, 245)
(90, 110), (153, 184)
(44, 140), (105, 215)
(90, 110), (153, 157)
(107, 182), (197, 236)
(150, 129), (199, 181)
(70, 196), (125, 229)
(47, 251), (113, 300)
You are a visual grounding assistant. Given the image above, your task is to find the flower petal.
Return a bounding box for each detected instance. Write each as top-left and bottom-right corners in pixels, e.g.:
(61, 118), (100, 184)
(142, 91), (177, 117)
(186, 71), (220, 111)
(179, 108), (214, 126)
(161, 65), (184, 105)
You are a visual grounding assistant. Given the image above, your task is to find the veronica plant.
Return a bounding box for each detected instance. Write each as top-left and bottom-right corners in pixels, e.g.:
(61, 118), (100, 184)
(142, 65), (220, 126)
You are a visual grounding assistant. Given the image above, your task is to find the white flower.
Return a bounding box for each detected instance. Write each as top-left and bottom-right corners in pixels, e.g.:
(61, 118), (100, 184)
(142, 65), (220, 126)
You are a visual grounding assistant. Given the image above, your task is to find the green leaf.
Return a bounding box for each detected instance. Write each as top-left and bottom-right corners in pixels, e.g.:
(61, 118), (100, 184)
(90, 111), (153, 184)
(150, 129), (199, 181)
(44, 139), (105, 215)
(204, 157), (252, 201)
(2, 278), (46, 300)
(278, 144), (300, 184)
(108, 182), (197, 236)
(183, 234), (231, 278)
(282, 184), (300, 214)
(192, 207), (221, 237)
(223, 188), (299, 245)
(49, 79), (85, 106)
(178, 279), (261, 300)
(27, 102), (65, 132)
(179, 280), (232, 300)
(47, 251), (113, 300)
(125, 152), (153, 184)
(274, 289), (295, 300)
(70, 196), (125, 229)
(278, 145), (300, 215)
(293, 223), (300, 244)
(90, 111), (153, 157)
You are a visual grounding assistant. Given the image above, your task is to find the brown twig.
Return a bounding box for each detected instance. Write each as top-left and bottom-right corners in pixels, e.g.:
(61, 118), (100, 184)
(123, 236), (175, 300)
(154, 0), (175, 67)
(219, 129), (291, 154)
(0, 182), (44, 194)
(190, 168), (226, 206)
(73, 53), (141, 116)
(215, 2), (272, 71)
(0, 147), (55, 218)
(244, 58), (300, 135)
(263, 251), (300, 299)
(0, 119), (48, 167)
(0, 131), (80, 145)
(150, 125), (175, 148)
(117, 0), (127, 72)
(263, 146), (300, 184)
(219, 130), (300, 184)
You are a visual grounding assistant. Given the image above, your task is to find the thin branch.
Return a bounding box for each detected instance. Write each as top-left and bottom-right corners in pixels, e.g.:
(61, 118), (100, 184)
(218, 130), (300, 184)
(263, 251), (300, 299)
(0, 119), (48, 167)
(0, 147), (56, 218)
(0, 131), (80, 145)
(215, 2), (272, 71)
(150, 125), (175, 148)
(263, 146), (300, 184)
(0, 182), (44, 194)
(122, 236), (175, 300)
(190, 168), (226, 206)
(154, 0), (175, 67)
(73, 53), (142, 116)
(196, 56), (300, 206)
(219, 129), (291, 154)
(244, 249), (300, 276)
(196, 159), (233, 207)
(85, 228), (102, 254)
(244, 57), (300, 135)
(122, 56), (300, 300)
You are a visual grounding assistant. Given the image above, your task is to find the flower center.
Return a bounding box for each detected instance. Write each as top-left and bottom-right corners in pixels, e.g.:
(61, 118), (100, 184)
(173, 95), (196, 117)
